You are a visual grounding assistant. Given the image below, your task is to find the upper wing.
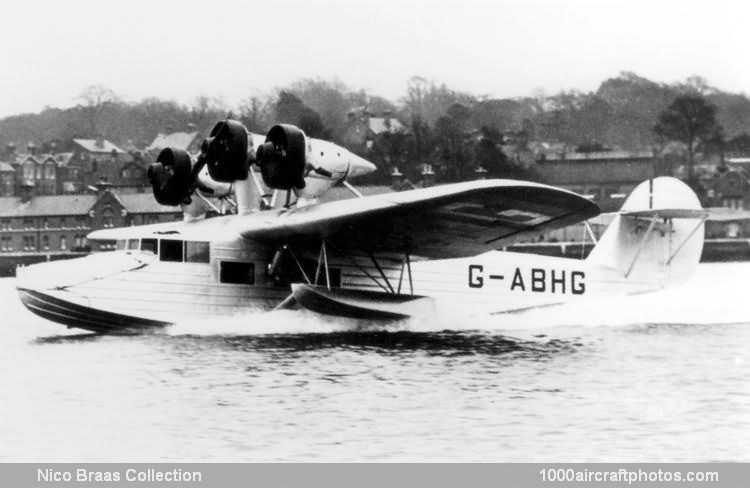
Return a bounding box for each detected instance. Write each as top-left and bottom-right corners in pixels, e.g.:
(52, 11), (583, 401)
(239, 179), (599, 259)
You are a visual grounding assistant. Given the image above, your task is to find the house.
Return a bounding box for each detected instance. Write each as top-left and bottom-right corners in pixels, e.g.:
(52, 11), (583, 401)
(54, 152), (83, 194)
(342, 108), (407, 150)
(71, 137), (134, 187)
(146, 130), (201, 156)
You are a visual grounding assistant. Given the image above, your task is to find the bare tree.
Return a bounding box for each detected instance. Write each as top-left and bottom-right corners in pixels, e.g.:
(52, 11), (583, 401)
(76, 84), (121, 136)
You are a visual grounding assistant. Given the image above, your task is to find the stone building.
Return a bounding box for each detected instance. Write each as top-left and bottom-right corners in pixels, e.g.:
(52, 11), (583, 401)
(71, 137), (136, 187)
(0, 188), (182, 259)
(535, 149), (657, 211)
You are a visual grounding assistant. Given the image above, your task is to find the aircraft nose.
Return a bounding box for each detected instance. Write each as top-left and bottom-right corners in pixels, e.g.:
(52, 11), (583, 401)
(348, 152), (376, 178)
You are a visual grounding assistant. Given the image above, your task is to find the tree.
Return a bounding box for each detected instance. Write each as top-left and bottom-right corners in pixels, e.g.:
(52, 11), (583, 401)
(475, 126), (507, 176)
(434, 103), (473, 180)
(238, 96), (270, 133)
(274, 91), (329, 138)
(654, 94), (722, 188)
(76, 84), (121, 136)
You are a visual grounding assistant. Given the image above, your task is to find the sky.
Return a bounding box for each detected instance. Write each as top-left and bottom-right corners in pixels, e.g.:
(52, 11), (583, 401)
(1, 0), (748, 117)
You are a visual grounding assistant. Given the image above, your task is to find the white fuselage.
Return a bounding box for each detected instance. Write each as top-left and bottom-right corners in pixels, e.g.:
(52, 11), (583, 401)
(15, 231), (666, 329)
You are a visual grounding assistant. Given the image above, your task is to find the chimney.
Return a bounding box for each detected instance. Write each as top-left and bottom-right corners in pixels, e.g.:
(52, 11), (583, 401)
(474, 165), (488, 180)
(91, 179), (112, 196)
(20, 182), (34, 203)
(390, 167), (403, 190)
(27, 141), (37, 155)
(421, 163), (435, 187)
(95, 134), (104, 149)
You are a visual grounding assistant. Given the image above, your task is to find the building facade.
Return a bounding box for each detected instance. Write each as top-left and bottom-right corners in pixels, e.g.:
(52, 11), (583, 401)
(0, 189), (182, 260)
(535, 150), (657, 211)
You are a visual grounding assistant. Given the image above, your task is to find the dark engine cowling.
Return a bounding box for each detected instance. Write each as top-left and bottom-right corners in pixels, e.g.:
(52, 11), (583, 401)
(256, 124), (307, 190)
(148, 148), (193, 206)
(204, 119), (250, 182)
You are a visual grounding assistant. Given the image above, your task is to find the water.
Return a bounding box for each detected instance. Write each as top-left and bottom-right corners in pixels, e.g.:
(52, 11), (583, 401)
(0, 262), (749, 462)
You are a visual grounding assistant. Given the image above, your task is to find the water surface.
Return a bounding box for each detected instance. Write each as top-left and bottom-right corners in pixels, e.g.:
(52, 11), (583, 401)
(1, 263), (749, 461)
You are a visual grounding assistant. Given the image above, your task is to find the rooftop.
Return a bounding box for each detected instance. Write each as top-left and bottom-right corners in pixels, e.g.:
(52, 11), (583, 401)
(0, 191), (182, 217)
(368, 117), (405, 135)
(541, 150), (654, 161)
(116, 193), (182, 214)
(146, 131), (200, 152)
(0, 194), (97, 217)
(73, 139), (127, 154)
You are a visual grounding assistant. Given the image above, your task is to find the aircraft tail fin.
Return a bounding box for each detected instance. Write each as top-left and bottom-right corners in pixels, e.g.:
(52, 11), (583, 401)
(586, 177), (706, 287)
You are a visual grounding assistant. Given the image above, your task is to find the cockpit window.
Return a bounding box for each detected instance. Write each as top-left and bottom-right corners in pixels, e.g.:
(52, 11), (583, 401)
(159, 240), (183, 262)
(141, 238), (157, 254)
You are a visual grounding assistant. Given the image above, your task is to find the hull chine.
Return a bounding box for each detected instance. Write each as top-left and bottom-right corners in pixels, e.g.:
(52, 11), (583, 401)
(17, 287), (171, 333)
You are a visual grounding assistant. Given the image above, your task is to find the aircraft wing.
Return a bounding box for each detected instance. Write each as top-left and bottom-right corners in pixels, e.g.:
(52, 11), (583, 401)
(239, 179), (600, 259)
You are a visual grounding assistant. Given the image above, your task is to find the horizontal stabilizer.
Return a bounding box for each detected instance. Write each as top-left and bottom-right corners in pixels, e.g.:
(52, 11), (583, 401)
(620, 208), (709, 219)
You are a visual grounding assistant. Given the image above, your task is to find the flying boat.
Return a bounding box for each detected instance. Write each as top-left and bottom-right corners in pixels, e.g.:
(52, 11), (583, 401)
(16, 120), (707, 332)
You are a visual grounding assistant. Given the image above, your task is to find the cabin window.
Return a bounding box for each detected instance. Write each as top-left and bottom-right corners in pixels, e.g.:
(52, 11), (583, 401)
(127, 239), (139, 250)
(116, 240), (126, 250)
(42, 235), (49, 250)
(60, 236), (66, 250)
(185, 241), (210, 263)
(219, 261), (255, 285)
(141, 238), (157, 254)
(159, 239), (183, 262)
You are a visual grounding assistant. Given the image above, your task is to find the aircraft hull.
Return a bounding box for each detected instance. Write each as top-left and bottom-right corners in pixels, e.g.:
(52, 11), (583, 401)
(17, 287), (170, 333)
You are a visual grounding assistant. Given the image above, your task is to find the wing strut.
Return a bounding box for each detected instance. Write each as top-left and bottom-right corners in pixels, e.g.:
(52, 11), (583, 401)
(666, 216), (708, 265)
(326, 241), (391, 294)
(624, 216), (657, 278)
(396, 252), (414, 296)
(287, 245), (311, 285)
(342, 181), (364, 198)
(314, 240), (332, 290)
(249, 166), (272, 209)
(368, 252), (395, 294)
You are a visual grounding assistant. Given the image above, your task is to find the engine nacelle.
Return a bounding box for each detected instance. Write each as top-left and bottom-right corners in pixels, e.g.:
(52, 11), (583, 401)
(256, 124), (307, 191)
(148, 148), (193, 206)
(204, 119), (250, 182)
